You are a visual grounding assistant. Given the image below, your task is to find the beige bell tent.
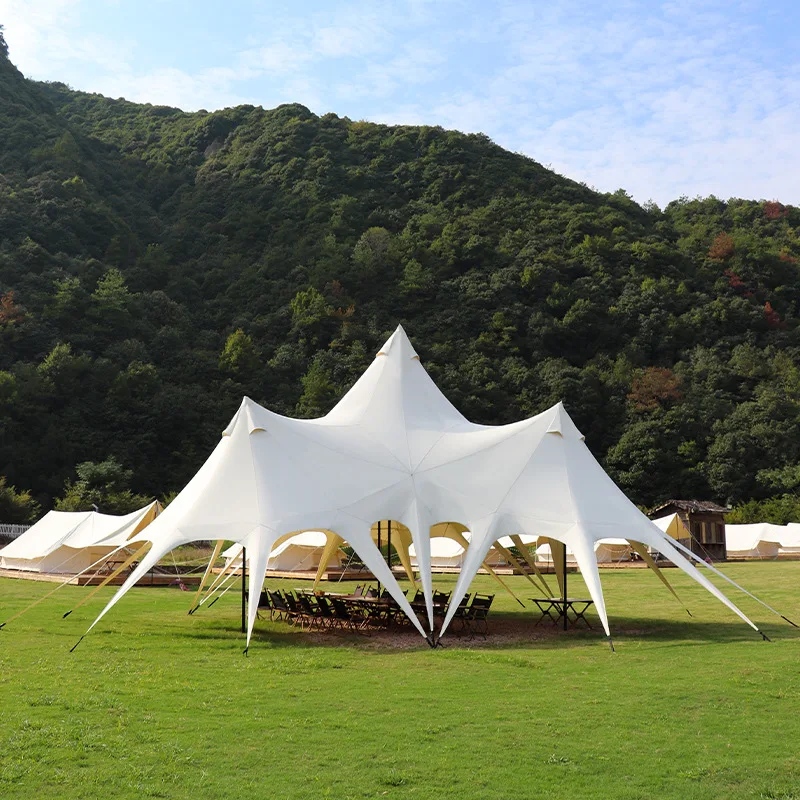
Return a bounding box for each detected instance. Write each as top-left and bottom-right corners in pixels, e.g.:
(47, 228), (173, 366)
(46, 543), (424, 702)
(0, 502), (161, 574)
(76, 327), (781, 650)
(651, 512), (691, 545)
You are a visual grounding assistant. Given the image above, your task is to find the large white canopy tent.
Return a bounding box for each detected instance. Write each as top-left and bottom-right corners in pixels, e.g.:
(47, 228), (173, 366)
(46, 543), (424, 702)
(0, 502), (161, 574)
(76, 327), (779, 651)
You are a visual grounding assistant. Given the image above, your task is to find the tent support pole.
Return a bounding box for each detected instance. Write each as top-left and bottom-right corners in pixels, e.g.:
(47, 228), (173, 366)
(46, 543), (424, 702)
(387, 520), (392, 581)
(241, 546), (247, 634)
(509, 535), (553, 596)
(63, 543), (149, 618)
(377, 521), (382, 595)
(189, 539), (224, 614)
(0, 542), (132, 630)
(561, 540), (568, 631)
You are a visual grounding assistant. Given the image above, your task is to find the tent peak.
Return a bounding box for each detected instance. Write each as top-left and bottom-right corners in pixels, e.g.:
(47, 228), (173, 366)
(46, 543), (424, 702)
(545, 402), (584, 441)
(376, 325), (418, 360)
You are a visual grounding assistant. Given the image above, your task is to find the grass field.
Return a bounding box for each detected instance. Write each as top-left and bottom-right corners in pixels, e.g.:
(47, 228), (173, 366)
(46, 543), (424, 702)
(1, 562), (799, 799)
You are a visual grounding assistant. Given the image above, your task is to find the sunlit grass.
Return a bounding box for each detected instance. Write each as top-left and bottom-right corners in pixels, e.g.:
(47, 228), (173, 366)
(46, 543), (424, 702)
(0, 562), (799, 799)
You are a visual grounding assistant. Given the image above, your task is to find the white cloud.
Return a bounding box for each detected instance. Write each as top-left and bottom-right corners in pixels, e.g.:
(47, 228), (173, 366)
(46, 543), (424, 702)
(1, 0), (798, 204)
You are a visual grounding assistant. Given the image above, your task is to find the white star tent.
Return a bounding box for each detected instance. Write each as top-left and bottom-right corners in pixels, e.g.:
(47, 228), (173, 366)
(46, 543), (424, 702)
(79, 326), (775, 650)
(0, 502), (160, 574)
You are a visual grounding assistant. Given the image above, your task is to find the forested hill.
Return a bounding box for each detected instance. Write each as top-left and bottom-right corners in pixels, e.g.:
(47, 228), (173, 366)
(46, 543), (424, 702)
(1, 43), (800, 521)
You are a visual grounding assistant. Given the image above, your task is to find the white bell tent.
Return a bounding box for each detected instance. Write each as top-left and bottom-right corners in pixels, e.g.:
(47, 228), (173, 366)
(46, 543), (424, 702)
(725, 524), (783, 559)
(222, 531), (347, 573)
(410, 536), (464, 569)
(782, 524), (800, 555)
(534, 539), (633, 564)
(77, 326), (777, 651)
(0, 502), (161, 574)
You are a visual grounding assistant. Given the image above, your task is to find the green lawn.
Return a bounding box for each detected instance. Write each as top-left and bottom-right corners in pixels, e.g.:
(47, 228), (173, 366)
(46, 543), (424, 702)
(1, 562), (799, 799)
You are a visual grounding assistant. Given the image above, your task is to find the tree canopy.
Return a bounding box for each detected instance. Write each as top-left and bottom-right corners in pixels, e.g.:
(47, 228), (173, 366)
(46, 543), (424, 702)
(0, 48), (798, 517)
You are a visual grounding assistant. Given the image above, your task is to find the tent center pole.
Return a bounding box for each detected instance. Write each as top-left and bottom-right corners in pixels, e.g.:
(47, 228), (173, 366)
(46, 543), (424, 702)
(387, 520), (392, 577)
(241, 546), (247, 634)
(561, 541), (568, 631)
(377, 521), (382, 595)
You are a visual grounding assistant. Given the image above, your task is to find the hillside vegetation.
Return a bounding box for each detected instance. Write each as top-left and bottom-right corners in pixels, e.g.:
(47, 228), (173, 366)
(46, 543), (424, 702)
(1, 43), (799, 518)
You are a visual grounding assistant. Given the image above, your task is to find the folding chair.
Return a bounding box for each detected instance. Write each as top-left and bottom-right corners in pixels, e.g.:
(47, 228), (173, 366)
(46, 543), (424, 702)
(465, 593), (494, 639)
(448, 593), (472, 636)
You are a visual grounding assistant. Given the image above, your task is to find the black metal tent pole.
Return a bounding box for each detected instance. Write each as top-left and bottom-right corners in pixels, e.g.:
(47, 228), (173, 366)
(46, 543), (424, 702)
(376, 521), (382, 594)
(561, 540), (568, 631)
(387, 520), (392, 579)
(240, 546), (247, 634)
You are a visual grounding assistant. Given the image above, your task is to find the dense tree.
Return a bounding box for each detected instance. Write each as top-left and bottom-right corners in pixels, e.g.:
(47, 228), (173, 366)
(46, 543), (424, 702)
(0, 49), (798, 518)
(55, 457), (154, 514)
(0, 477), (40, 523)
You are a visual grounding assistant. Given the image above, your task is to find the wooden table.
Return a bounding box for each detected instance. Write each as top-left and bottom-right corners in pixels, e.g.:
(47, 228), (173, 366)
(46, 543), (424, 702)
(530, 597), (594, 629)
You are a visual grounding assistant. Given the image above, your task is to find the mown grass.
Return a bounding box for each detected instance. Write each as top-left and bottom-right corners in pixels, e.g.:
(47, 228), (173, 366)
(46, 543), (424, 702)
(0, 562), (799, 799)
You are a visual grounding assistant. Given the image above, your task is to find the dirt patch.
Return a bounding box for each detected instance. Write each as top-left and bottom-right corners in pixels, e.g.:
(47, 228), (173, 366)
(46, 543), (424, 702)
(290, 616), (609, 650)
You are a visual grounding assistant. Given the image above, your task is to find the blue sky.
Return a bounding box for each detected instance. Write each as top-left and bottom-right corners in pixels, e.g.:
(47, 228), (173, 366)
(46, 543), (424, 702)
(2, 0), (798, 205)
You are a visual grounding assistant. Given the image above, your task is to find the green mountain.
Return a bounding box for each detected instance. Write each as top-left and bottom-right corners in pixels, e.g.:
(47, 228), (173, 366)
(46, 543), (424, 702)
(1, 45), (799, 515)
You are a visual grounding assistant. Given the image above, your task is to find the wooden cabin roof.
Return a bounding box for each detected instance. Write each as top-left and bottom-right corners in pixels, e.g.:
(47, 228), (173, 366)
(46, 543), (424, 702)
(650, 499), (730, 515)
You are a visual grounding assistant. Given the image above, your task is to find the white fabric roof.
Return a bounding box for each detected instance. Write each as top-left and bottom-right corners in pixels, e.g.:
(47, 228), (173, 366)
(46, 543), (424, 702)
(0, 503), (159, 563)
(84, 326), (762, 649)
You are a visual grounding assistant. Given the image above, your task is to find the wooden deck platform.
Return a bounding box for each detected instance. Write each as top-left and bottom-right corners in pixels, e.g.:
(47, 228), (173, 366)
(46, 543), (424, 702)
(211, 567), (377, 581)
(0, 569), (202, 587)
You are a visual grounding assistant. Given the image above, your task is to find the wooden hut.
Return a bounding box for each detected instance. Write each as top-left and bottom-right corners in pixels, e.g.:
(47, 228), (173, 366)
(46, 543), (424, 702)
(649, 499), (729, 561)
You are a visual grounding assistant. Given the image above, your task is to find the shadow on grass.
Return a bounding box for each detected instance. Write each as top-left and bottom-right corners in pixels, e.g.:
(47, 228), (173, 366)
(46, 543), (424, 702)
(175, 609), (800, 653)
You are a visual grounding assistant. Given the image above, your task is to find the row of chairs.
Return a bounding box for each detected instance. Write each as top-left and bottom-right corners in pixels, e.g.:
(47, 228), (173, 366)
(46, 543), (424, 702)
(258, 588), (495, 637)
(258, 590), (400, 633)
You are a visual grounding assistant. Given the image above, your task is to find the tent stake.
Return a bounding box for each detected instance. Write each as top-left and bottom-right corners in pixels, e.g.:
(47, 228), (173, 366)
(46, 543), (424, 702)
(607, 636), (615, 653)
(69, 635), (85, 653)
(759, 630), (772, 642)
(240, 546), (247, 634)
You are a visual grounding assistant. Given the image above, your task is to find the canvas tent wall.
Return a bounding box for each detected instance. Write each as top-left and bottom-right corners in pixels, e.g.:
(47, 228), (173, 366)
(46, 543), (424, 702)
(223, 531), (346, 572)
(725, 524), (782, 559)
(535, 539), (633, 565)
(0, 503), (160, 574)
(80, 326), (770, 650)
(409, 536), (464, 569)
(781, 524), (800, 555)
